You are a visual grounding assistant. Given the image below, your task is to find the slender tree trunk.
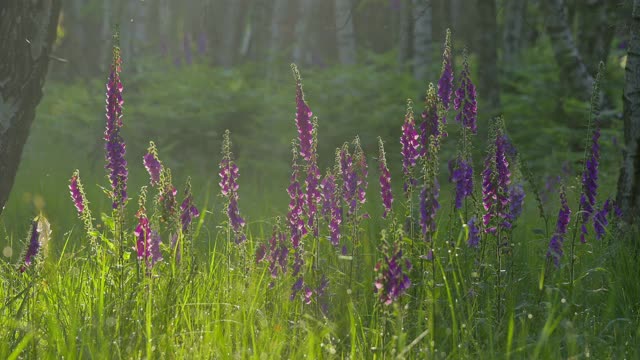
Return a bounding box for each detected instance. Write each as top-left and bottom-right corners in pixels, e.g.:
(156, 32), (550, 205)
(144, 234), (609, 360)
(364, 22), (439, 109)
(218, 0), (244, 68)
(398, 0), (412, 68)
(269, 0), (290, 64)
(503, 0), (528, 67)
(540, 0), (594, 101)
(412, 0), (433, 83)
(0, 0), (61, 216)
(247, 0), (271, 63)
(617, 0), (640, 223)
(293, 0), (315, 65)
(476, 0), (501, 111)
(335, 0), (357, 65)
(576, 0), (616, 75)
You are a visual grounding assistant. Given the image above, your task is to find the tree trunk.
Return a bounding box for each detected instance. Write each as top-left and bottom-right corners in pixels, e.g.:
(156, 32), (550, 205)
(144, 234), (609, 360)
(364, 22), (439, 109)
(335, 0), (357, 65)
(576, 0), (616, 75)
(503, 0), (528, 67)
(269, 0), (290, 64)
(398, 0), (412, 68)
(247, 0), (271, 63)
(412, 0), (433, 83)
(218, 0), (244, 68)
(617, 0), (640, 223)
(293, 0), (315, 65)
(540, 0), (594, 101)
(476, 0), (501, 111)
(0, 0), (61, 216)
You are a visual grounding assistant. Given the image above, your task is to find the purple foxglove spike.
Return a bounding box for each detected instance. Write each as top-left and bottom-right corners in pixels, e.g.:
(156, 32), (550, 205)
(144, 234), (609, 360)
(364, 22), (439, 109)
(438, 29), (454, 110)
(143, 143), (162, 187)
(400, 101), (420, 181)
(579, 128), (600, 243)
(134, 215), (152, 262)
(150, 230), (163, 265)
(419, 179), (440, 239)
(448, 157), (474, 210)
(374, 245), (412, 305)
(20, 220), (41, 272)
(291, 64), (314, 162)
(508, 183), (526, 221)
(467, 217), (480, 248)
(453, 52), (478, 134)
(547, 187), (572, 266)
(69, 174), (84, 214)
(378, 138), (393, 218)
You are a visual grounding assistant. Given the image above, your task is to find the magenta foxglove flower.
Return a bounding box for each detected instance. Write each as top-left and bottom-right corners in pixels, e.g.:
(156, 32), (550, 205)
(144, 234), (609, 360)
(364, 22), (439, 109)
(150, 230), (163, 265)
(448, 156), (473, 210)
(453, 51), (478, 134)
(374, 245), (412, 305)
(579, 128), (600, 243)
(419, 179), (440, 239)
(19, 220), (40, 272)
(256, 226), (290, 288)
(69, 174), (84, 214)
(438, 29), (454, 111)
(594, 198), (613, 240)
(143, 142), (162, 187)
(340, 145), (359, 217)
(320, 171), (341, 248)
(291, 276), (304, 301)
(288, 157), (307, 249)
(104, 41), (128, 209)
(135, 213), (152, 262)
(305, 159), (321, 235)
(482, 128), (512, 233)
(547, 187), (571, 266)
(467, 217), (480, 248)
(292, 64), (314, 162)
(508, 183), (526, 221)
(400, 100), (420, 180)
(219, 131), (246, 244)
(180, 180), (199, 233)
(378, 138), (393, 218)
(420, 83), (447, 153)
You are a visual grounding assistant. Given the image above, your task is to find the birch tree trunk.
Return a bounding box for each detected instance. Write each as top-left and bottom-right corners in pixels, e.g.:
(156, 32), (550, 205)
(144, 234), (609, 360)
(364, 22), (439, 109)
(503, 0), (528, 67)
(576, 0), (616, 75)
(0, 0), (61, 216)
(540, 0), (594, 101)
(476, 0), (501, 110)
(335, 0), (357, 65)
(248, 0), (271, 63)
(617, 0), (640, 223)
(293, 0), (315, 65)
(412, 0), (433, 83)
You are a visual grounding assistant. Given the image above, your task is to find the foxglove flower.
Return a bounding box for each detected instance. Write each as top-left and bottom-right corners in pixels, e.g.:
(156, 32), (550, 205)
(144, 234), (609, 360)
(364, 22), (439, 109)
(320, 171), (341, 247)
(292, 64), (314, 162)
(449, 156), (473, 209)
(150, 230), (163, 265)
(69, 173), (85, 214)
(19, 220), (41, 272)
(219, 130), (246, 244)
(547, 187), (571, 266)
(400, 100), (420, 181)
(438, 29), (454, 111)
(291, 276), (304, 301)
(508, 183), (526, 221)
(482, 123), (512, 233)
(354, 137), (368, 209)
(594, 199), (613, 240)
(378, 137), (393, 218)
(374, 246), (412, 305)
(256, 226), (290, 287)
(467, 217), (480, 248)
(579, 128), (600, 243)
(305, 159), (321, 234)
(421, 83), (447, 151)
(420, 179), (440, 239)
(134, 214), (151, 262)
(104, 41), (128, 209)
(143, 141), (162, 187)
(340, 145), (358, 216)
(180, 178), (199, 233)
(453, 51), (478, 134)
(288, 153), (306, 249)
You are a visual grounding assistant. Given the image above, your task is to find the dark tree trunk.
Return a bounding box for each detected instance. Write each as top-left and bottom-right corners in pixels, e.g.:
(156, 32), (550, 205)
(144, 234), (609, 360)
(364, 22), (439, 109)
(398, 0), (412, 68)
(576, 0), (616, 75)
(503, 0), (528, 67)
(617, 0), (640, 223)
(335, 0), (357, 65)
(247, 0), (272, 64)
(412, 0), (433, 83)
(476, 0), (501, 111)
(293, 0), (316, 65)
(218, 0), (245, 67)
(540, 0), (594, 101)
(0, 0), (61, 216)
